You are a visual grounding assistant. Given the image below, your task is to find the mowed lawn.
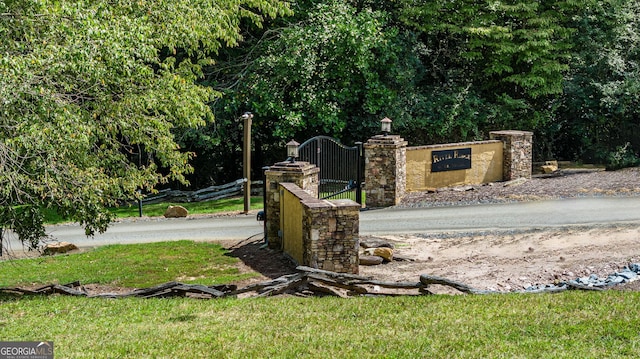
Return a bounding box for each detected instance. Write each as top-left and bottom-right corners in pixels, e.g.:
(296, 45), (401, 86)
(1, 241), (640, 357)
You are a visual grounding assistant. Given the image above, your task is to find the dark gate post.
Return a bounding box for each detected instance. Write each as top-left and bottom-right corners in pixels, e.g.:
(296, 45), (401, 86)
(355, 141), (363, 205)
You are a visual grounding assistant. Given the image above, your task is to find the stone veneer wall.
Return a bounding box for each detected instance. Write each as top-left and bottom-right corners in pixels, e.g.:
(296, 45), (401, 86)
(265, 161), (319, 249)
(364, 135), (408, 207)
(280, 183), (360, 274)
(489, 130), (534, 181)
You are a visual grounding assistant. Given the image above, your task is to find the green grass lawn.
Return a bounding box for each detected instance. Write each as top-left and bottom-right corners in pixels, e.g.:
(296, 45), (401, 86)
(1, 292), (639, 358)
(0, 241), (256, 288)
(1, 241), (640, 358)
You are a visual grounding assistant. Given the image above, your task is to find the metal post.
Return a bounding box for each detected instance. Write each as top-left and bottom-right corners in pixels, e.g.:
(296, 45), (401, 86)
(262, 166), (270, 245)
(242, 112), (253, 214)
(355, 141), (363, 205)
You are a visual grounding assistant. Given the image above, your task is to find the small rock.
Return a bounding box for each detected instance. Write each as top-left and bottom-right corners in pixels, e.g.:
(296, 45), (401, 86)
(164, 205), (188, 218)
(617, 271), (638, 280)
(371, 247), (393, 262)
(360, 239), (395, 249)
(359, 255), (384, 266)
(503, 177), (528, 187)
(453, 185), (475, 192)
(43, 242), (78, 255)
(540, 160), (559, 174)
(363, 247), (393, 262)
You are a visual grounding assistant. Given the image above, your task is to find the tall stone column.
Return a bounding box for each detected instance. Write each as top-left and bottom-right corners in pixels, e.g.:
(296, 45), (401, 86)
(264, 161), (319, 249)
(490, 130), (534, 180)
(364, 135), (408, 208)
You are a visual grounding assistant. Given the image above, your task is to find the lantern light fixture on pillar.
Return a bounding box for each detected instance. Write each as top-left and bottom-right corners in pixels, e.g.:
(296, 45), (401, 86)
(287, 140), (300, 163)
(381, 117), (392, 136)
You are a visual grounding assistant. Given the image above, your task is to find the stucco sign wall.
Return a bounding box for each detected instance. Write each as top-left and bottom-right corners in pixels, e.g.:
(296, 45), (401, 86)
(406, 140), (503, 190)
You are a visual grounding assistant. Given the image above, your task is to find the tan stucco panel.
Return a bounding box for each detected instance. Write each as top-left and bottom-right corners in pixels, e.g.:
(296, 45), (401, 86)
(406, 141), (503, 191)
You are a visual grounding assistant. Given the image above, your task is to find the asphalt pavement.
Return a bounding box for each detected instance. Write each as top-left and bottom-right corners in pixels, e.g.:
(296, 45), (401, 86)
(4, 196), (640, 250)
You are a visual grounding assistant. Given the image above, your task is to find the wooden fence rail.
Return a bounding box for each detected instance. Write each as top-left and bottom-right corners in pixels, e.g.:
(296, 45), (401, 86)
(141, 179), (263, 204)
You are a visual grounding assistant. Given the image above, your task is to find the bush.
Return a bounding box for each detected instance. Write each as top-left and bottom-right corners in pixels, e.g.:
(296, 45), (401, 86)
(605, 142), (640, 170)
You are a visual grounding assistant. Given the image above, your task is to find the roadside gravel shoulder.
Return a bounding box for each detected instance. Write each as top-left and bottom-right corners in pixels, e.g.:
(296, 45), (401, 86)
(398, 167), (640, 208)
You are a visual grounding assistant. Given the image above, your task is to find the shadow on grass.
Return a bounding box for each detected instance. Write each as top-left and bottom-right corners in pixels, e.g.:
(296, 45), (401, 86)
(223, 235), (297, 280)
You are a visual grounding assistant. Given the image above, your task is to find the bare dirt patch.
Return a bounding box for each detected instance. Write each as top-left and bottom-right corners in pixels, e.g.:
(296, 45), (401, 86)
(217, 224), (640, 295)
(359, 224), (640, 294)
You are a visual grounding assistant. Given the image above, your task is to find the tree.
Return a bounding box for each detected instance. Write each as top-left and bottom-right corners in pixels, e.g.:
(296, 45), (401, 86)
(555, 0), (640, 163)
(203, 1), (423, 158)
(398, 0), (595, 156)
(0, 0), (290, 249)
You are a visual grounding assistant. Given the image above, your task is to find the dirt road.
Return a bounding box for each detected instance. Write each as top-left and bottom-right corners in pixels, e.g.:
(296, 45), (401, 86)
(359, 224), (640, 294)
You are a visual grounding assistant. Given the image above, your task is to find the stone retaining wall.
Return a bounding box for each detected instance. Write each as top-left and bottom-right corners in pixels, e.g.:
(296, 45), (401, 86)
(280, 183), (360, 274)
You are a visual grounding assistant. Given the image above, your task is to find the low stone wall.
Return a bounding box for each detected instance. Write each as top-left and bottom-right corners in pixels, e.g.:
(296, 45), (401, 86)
(406, 140), (504, 190)
(280, 183), (360, 274)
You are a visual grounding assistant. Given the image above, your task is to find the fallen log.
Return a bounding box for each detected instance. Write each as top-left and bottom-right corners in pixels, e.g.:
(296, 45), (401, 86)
(257, 275), (308, 297)
(307, 281), (349, 298)
(307, 274), (368, 295)
(419, 274), (496, 295)
(296, 266), (372, 281)
(227, 273), (304, 296)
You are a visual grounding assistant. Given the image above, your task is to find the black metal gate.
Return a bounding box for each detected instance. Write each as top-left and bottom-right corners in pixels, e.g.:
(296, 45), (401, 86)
(291, 136), (363, 204)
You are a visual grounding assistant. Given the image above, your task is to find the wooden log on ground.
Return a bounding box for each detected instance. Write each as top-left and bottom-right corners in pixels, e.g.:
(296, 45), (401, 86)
(51, 285), (88, 297)
(419, 274), (495, 295)
(296, 266), (372, 280)
(307, 281), (349, 298)
(306, 274), (368, 295)
(173, 284), (226, 298)
(227, 273), (305, 296)
(257, 276), (308, 297)
(564, 282), (604, 291)
(130, 282), (182, 297)
(347, 279), (426, 290)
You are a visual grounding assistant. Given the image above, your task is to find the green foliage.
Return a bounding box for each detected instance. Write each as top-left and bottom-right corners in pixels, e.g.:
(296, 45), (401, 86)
(399, 0), (580, 100)
(604, 142), (640, 171)
(555, 0), (640, 162)
(0, 0), (289, 247)
(0, 240), (255, 288)
(210, 0), (416, 145)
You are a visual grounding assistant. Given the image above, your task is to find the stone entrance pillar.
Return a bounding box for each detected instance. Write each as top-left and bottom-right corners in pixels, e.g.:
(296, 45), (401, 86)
(490, 130), (534, 180)
(264, 161), (319, 249)
(364, 135), (408, 208)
